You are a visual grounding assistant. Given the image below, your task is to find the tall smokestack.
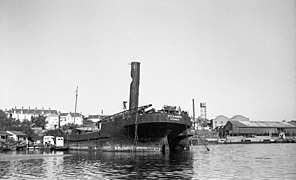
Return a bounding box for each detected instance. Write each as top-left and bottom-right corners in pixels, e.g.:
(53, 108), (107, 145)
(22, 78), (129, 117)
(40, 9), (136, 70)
(129, 62), (140, 110)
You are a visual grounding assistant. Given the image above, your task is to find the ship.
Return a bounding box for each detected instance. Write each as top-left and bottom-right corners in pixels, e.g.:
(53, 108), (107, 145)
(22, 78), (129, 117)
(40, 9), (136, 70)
(64, 62), (192, 152)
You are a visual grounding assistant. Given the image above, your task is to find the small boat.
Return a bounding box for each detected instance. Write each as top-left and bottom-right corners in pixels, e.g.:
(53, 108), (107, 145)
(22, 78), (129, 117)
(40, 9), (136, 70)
(0, 146), (11, 152)
(51, 146), (69, 151)
(16, 143), (27, 151)
(50, 137), (69, 151)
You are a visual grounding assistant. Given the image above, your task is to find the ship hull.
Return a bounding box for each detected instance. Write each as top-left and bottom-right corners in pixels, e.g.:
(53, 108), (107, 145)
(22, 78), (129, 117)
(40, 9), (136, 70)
(65, 111), (191, 152)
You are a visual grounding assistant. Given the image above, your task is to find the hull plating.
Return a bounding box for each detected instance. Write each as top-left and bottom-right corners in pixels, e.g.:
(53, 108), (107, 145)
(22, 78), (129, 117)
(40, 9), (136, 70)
(65, 111), (191, 152)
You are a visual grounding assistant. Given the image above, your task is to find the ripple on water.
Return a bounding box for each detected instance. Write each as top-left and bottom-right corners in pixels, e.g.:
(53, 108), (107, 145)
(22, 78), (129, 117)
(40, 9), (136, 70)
(0, 144), (296, 179)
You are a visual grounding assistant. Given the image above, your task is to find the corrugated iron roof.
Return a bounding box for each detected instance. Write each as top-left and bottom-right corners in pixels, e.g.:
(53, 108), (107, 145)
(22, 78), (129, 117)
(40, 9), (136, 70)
(231, 120), (296, 128)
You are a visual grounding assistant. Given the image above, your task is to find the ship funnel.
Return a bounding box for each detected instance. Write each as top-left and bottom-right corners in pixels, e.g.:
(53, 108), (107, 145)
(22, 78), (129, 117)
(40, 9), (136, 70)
(129, 62), (140, 110)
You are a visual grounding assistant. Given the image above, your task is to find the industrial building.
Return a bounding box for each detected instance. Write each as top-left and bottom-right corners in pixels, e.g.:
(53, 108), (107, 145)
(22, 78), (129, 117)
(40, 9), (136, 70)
(223, 120), (296, 137)
(212, 115), (249, 130)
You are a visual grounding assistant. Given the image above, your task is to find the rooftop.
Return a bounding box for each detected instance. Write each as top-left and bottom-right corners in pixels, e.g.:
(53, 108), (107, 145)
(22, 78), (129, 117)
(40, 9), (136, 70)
(7, 131), (28, 136)
(230, 120), (296, 128)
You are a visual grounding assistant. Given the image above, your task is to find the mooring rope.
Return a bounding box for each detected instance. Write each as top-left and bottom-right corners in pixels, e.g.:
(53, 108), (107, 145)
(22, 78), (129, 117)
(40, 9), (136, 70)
(195, 129), (210, 151)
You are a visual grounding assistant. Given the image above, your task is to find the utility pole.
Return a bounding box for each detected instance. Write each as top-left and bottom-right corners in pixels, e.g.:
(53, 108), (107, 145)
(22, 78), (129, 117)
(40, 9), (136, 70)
(74, 86), (78, 124)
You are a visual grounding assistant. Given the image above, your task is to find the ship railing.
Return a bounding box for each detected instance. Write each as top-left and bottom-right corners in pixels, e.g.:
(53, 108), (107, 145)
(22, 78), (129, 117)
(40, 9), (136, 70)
(97, 104), (152, 124)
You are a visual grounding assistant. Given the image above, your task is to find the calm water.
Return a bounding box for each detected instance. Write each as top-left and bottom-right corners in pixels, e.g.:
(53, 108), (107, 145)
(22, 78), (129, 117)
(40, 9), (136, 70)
(1, 144), (296, 179)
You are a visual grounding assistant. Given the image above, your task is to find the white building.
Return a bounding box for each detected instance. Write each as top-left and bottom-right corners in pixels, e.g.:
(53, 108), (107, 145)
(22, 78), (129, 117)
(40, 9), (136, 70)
(212, 115), (250, 129)
(60, 112), (83, 126)
(212, 115), (230, 129)
(55, 137), (64, 147)
(6, 131), (28, 143)
(5, 107), (58, 122)
(43, 136), (55, 146)
(45, 114), (60, 130)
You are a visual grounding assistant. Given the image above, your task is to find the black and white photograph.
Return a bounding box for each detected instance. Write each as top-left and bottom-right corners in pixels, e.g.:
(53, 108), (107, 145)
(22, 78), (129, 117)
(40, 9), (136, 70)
(0, 0), (295, 179)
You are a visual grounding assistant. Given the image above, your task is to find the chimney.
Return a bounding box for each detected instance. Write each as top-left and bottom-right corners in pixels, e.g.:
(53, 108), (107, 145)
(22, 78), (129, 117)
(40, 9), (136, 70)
(129, 62), (140, 110)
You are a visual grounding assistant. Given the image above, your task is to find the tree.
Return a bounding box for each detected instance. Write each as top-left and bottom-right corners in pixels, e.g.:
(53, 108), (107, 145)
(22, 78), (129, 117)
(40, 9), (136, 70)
(0, 109), (41, 141)
(0, 109), (21, 131)
(83, 118), (94, 125)
(31, 115), (47, 129)
(45, 129), (62, 137)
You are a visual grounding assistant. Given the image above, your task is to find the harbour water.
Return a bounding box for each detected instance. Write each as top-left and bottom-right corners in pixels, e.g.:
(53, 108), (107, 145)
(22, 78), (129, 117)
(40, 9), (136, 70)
(1, 144), (296, 179)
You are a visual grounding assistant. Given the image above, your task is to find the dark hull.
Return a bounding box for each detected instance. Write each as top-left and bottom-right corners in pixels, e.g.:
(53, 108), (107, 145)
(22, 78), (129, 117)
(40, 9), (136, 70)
(65, 110), (191, 152)
(51, 146), (69, 151)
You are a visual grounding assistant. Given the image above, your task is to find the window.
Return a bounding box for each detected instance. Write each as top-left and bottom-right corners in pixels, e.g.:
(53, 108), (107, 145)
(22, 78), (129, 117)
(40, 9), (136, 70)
(221, 121), (223, 124)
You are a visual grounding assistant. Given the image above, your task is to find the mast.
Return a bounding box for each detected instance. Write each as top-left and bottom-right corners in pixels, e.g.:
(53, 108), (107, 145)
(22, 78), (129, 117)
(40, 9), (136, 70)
(74, 86), (78, 124)
(192, 99), (196, 129)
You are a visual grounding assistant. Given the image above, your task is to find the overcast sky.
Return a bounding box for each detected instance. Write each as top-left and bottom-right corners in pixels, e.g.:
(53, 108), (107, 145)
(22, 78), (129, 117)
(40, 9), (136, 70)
(0, 0), (295, 121)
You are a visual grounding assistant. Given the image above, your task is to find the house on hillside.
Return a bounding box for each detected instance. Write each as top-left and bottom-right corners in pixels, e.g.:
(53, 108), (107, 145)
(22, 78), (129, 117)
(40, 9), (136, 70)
(6, 131), (28, 143)
(5, 107), (57, 122)
(60, 112), (83, 126)
(45, 114), (60, 130)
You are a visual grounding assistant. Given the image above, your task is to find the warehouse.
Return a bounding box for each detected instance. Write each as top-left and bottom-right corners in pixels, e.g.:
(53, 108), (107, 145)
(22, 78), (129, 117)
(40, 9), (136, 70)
(223, 120), (296, 137)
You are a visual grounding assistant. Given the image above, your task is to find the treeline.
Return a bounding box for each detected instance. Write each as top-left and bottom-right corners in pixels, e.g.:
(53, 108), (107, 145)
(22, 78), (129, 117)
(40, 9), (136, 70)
(0, 109), (46, 141)
(0, 109), (95, 141)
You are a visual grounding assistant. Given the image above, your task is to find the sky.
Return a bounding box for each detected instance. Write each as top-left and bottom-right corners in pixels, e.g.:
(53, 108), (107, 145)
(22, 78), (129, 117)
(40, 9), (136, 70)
(0, 0), (295, 121)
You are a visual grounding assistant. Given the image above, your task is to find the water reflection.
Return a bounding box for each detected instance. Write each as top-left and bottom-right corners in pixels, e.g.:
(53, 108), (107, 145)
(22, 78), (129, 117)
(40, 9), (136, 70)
(0, 150), (66, 179)
(62, 150), (194, 179)
(0, 144), (296, 179)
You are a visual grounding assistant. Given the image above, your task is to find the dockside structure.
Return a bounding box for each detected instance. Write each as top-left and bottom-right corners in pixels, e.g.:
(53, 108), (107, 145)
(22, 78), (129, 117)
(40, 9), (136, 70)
(223, 120), (296, 137)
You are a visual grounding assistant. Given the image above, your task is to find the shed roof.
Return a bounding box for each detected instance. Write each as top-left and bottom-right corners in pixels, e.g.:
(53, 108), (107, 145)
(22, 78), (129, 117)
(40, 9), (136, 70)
(230, 115), (249, 121)
(231, 120), (296, 128)
(7, 131), (28, 136)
